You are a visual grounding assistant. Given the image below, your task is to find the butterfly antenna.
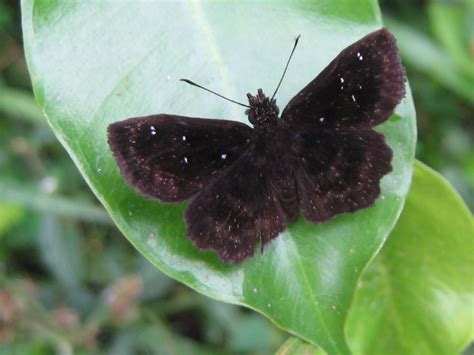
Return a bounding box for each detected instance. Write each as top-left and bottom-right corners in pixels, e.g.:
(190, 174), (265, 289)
(180, 79), (251, 108)
(271, 35), (301, 101)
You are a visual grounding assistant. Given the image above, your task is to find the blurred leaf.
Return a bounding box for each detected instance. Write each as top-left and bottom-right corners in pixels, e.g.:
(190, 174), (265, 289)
(138, 256), (174, 301)
(135, 322), (223, 355)
(200, 301), (240, 345)
(0, 341), (52, 355)
(0, 84), (46, 125)
(0, 3), (14, 29)
(228, 313), (281, 352)
(428, 2), (474, 82)
(37, 213), (85, 290)
(386, 17), (474, 104)
(21, 1), (416, 352)
(0, 202), (24, 236)
(36, 214), (96, 312)
(276, 337), (325, 355)
(346, 161), (474, 354)
(0, 178), (111, 224)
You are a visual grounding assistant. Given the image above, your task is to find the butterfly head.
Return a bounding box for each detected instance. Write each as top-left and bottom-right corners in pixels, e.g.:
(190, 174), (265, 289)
(245, 89), (280, 128)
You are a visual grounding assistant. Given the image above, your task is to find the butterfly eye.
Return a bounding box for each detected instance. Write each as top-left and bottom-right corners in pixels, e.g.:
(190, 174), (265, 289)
(248, 110), (258, 125)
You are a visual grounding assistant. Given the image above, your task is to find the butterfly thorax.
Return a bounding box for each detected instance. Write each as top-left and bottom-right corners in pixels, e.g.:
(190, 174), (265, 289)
(245, 89), (280, 130)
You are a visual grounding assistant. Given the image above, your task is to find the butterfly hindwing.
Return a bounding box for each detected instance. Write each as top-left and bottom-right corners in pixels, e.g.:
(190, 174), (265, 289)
(185, 148), (292, 263)
(108, 114), (252, 202)
(294, 127), (392, 222)
(281, 28), (405, 128)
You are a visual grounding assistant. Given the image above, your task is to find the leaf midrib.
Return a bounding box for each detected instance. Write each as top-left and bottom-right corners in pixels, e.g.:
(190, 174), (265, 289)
(185, 2), (349, 352)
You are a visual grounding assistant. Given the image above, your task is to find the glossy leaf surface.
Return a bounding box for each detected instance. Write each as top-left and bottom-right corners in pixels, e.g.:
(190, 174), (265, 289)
(346, 161), (474, 354)
(22, 1), (416, 352)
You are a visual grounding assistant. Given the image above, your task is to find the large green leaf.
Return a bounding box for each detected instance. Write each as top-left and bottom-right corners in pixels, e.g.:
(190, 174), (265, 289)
(21, 1), (416, 353)
(346, 161), (474, 354)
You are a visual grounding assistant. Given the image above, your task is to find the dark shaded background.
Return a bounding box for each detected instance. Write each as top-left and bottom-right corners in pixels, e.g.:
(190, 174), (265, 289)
(1, 0), (472, 353)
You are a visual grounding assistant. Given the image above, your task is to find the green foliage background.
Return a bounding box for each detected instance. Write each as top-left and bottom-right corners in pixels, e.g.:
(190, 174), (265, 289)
(0, 0), (472, 354)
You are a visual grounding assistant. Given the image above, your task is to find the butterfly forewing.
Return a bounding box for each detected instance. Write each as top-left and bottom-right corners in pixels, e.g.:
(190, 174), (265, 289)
(108, 114), (252, 202)
(281, 28), (405, 128)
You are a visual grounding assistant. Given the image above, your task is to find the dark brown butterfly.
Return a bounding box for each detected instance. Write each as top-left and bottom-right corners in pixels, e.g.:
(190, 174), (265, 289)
(108, 28), (406, 263)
